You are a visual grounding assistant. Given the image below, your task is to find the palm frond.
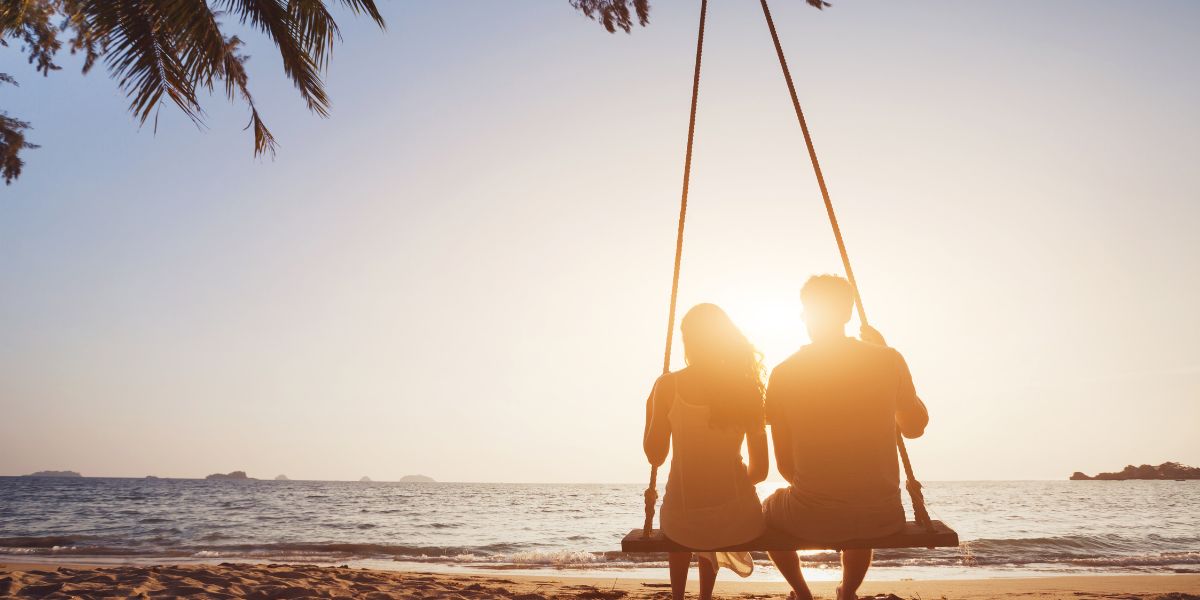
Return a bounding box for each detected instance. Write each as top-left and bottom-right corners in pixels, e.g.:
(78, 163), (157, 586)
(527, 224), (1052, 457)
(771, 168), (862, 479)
(570, 0), (650, 34)
(216, 0), (328, 116)
(330, 0), (382, 29)
(221, 34), (278, 156)
(73, 0), (202, 125)
(287, 0), (339, 68)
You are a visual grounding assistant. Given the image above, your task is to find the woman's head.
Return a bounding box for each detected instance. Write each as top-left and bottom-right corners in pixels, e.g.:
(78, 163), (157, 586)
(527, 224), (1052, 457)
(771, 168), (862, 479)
(679, 303), (765, 431)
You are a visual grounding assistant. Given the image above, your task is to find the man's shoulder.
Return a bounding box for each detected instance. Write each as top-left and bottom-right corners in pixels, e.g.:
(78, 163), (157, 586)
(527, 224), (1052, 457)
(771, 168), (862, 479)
(771, 347), (811, 375)
(771, 340), (905, 372)
(820, 337), (902, 361)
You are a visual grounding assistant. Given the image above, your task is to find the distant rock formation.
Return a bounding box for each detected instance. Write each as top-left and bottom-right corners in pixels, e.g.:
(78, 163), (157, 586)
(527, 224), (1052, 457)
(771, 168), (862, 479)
(1071, 462), (1200, 480)
(24, 470), (82, 478)
(274, 474), (290, 481)
(359, 476), (372, 482)
(399, 474), (435, 483)
(144, 475), (160, 479)
(205, 471), (253, 480)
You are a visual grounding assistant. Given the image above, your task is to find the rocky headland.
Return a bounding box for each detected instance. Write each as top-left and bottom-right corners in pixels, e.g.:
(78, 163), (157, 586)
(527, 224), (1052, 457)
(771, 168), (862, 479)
(1070, 462), (1199, 480)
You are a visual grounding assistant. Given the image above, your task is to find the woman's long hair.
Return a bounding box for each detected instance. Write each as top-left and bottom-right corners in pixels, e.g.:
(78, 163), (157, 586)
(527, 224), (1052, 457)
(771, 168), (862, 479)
(679, 303), (765, 432)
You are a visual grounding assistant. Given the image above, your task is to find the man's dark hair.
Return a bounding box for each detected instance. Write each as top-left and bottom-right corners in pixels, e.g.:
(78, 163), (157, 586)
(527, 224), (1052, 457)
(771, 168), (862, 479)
(800, 274), (855, 323)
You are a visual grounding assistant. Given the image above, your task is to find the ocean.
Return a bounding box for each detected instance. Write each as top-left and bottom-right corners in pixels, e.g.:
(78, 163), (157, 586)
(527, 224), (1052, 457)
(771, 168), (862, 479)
(1, 478), (1197, 581)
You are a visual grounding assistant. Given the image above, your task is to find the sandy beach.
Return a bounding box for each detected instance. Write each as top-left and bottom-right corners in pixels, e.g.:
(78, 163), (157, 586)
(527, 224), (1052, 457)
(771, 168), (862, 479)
(1, 562), (1197, 599)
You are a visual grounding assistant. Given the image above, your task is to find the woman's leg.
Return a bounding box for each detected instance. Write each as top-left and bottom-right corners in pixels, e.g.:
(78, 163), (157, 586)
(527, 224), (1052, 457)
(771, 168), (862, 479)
(697, 555), (718, 600)
(668, 552), (691, 600)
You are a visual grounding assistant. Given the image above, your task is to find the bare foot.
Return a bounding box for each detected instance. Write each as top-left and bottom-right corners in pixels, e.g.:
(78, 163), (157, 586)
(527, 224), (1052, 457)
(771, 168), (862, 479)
(835, 585), (857, 600)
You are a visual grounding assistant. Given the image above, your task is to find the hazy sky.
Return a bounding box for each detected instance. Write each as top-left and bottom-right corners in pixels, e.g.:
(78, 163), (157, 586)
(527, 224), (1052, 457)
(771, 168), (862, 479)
(2, 1), (1197, 483)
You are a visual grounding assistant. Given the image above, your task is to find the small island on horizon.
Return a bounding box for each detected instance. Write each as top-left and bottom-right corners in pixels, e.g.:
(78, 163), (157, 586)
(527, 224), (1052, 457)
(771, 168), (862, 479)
(1070, 462), (1199, 481)
(24, 470), (82, 478)
(206, 471), (254, 481)
(399, 474), (435, 483)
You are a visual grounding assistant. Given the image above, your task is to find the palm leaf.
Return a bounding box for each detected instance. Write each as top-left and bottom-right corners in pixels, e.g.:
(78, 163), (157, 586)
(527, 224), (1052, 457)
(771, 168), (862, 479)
(75, 0), (202, 125)
(216, 0), (328, 115)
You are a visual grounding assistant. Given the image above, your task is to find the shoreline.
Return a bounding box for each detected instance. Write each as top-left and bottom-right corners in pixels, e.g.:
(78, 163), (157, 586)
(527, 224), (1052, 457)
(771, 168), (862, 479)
(4, 554), (1195, 583)
(4, 553), (1196, 583)
(1, 561), (1197, 599)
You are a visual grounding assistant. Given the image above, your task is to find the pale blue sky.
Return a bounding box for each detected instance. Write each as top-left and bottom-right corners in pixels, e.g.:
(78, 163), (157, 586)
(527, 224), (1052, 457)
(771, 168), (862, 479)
(2, 1), (1198, 482)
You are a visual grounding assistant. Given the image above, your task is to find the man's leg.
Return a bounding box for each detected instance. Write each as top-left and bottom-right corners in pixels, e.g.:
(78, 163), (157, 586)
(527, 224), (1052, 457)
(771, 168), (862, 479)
(697, 555), (717, 600)
(668, 552), (690, 600)
(767, 550), (812, 600)
(763, 489), (813, 599)
(838, 549), (873, 600)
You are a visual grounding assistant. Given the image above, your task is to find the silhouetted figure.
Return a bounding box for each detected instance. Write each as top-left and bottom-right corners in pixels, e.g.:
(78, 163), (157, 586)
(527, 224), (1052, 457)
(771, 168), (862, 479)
(763, 275), (929, 600)
(643, 304), (769, 600)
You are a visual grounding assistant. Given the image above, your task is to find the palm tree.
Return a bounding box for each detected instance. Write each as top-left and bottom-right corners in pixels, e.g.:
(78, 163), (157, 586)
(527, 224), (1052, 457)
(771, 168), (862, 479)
(1, 0), (384, 184)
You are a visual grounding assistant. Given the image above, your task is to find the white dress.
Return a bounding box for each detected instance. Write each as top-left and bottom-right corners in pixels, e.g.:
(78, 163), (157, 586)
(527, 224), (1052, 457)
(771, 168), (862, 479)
(659, 389), (765, 576)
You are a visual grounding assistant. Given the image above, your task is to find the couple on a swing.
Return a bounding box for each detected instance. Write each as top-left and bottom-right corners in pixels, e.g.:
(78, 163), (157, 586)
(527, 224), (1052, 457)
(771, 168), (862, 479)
(643, 274), (929, 600)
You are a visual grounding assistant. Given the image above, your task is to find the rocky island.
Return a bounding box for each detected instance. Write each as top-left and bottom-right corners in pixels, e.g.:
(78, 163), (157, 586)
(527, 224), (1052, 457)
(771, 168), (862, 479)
(205, 471), (253, 481)
(24, 470), (82, 478)
(1070, 462), (1200, 480)
(274, 474), (290, 481)
(399, 475), (435, 483)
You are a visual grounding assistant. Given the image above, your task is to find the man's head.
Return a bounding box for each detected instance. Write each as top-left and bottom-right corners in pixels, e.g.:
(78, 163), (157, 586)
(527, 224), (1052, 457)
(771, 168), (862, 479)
(801, 274), (854, 336)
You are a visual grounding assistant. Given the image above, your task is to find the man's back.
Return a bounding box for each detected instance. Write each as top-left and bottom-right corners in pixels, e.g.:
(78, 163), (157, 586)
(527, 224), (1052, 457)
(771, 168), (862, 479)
(767, 337), (925, 518)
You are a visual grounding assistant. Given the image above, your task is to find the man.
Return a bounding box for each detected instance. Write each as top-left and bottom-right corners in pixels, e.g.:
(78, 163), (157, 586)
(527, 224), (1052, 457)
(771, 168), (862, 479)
(763, 275), (929, 600)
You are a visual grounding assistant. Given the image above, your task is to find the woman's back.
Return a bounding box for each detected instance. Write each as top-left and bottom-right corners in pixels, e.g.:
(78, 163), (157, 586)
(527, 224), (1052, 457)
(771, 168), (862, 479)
(665, 387), (751, 509)
(659, 372), (765, 551)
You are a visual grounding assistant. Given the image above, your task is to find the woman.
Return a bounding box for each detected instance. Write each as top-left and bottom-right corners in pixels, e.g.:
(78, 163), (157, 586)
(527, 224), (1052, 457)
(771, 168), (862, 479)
(643, 303), (769, 600)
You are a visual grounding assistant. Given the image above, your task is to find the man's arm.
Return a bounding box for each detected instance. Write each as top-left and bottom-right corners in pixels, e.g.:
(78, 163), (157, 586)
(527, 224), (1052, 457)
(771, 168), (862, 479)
(861, 326), (929, 439)
(893, 350), (928, 439)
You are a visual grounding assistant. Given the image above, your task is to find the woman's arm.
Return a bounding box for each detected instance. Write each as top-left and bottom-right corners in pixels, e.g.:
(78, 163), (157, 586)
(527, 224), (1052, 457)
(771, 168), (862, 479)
(745, 427), (769, 484)
(643, 374), (674, 467)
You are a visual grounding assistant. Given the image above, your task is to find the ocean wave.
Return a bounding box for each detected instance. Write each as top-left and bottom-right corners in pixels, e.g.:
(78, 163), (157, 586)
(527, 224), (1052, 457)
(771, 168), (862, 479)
(0, 536), (100, 548)
(4, 530), (1199, 569)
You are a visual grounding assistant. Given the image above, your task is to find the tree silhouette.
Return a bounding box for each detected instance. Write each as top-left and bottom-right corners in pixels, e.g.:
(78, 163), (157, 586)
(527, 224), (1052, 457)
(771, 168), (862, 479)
(1, 0), (384, 184)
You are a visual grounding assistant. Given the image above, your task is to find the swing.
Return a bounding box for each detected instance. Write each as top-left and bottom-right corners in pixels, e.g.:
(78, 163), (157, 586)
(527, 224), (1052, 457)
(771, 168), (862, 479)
(620, 0), (959, 554)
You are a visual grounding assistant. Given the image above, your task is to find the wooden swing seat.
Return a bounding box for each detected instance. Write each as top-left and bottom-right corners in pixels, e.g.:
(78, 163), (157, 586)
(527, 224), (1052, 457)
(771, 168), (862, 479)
(621, 520), (958, 552)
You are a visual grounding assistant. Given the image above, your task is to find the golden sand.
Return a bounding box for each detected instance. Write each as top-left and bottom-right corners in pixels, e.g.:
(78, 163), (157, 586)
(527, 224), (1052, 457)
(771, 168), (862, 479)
(1, 562), (1198, 599)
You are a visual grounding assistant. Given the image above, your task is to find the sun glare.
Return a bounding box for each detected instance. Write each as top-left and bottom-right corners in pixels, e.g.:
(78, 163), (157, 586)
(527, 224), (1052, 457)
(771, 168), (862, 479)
(717, 295), (810, 371)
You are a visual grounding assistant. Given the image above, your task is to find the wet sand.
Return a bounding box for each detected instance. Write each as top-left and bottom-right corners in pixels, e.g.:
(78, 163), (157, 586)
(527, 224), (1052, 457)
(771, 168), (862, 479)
(0, 562), (1197, 599)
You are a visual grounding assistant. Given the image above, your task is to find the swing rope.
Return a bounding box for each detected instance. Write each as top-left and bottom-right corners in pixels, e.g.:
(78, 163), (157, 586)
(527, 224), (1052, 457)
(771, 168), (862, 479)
(756, 0), (932, 529)
(643, 0), (708, 538)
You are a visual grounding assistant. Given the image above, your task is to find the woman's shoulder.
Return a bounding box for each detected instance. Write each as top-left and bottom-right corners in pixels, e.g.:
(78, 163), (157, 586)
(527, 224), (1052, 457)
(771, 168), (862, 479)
(655, 367), (691, 388)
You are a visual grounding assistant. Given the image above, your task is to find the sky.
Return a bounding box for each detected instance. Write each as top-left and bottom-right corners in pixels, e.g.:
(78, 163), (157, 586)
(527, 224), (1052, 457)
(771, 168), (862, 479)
(1, 1), (1197, 483)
